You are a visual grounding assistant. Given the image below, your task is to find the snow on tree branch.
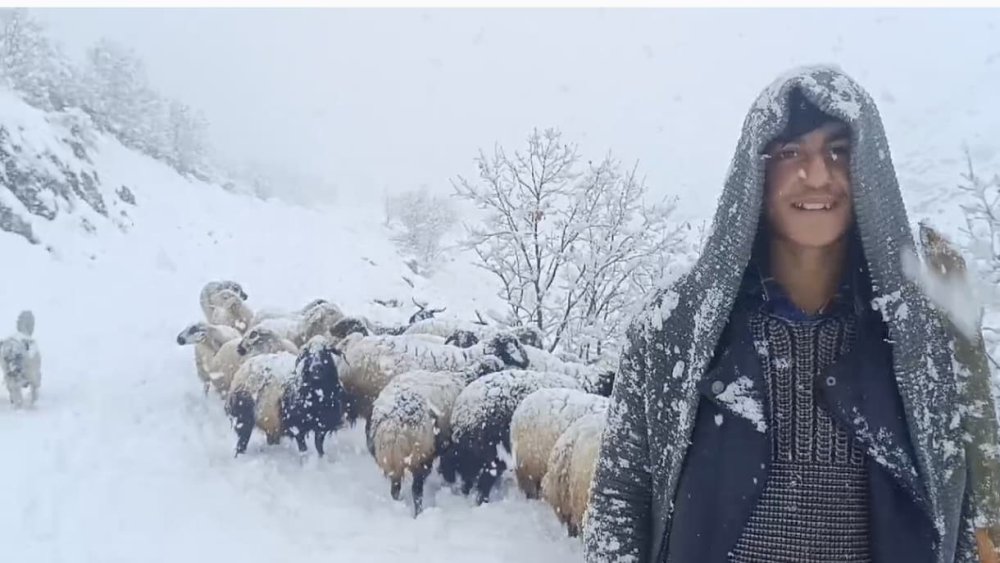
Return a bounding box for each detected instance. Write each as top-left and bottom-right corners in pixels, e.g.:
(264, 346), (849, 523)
(453, 127), (688, 361)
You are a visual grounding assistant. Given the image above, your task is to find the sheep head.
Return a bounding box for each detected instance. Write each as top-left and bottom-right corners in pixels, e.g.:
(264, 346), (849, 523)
(510, 325), (543, 349)
(236, 327), (285, 356)
(444, 329), (479, 349)
(329, 316), (370, 342)
(206, 280), (247, 301)
(16, 310), (35, 337)
(176, 322), (209, 346)
(408, 298), (446, 325)
(484, 333), (529, 369)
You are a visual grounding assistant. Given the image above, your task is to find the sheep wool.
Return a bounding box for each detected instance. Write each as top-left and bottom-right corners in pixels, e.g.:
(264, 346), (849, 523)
(541, 411), (608, 537)
(511, 388), (609, 499)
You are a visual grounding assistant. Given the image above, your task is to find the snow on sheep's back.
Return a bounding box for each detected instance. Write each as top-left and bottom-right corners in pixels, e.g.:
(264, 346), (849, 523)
(0, 90), (575, 563)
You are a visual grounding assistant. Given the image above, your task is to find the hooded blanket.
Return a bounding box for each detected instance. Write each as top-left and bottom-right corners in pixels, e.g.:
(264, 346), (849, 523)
(582, 65), (1000, 563)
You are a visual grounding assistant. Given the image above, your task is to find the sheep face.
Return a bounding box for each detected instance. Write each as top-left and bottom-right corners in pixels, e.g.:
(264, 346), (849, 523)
(176, 323), (208, 346)
(207, 280), (247, 301)
(236, 328), (284, 356)
(444, 329), (479, 349)
(299, 298), (329, 314)
(484, 333), (529, 369)
(329, 317), (370, 341)
(16, 310), (35, 337)
(511, 326), (543, 349)
(594, 369), (616, 397)
(471, 355), (505, 378)
(407, 304), (445, 325)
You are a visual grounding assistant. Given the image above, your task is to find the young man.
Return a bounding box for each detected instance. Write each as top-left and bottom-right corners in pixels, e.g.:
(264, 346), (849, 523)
(583, 66), (1000, 563)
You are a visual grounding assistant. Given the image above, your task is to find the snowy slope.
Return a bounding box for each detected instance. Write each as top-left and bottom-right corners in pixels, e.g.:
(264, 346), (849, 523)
(0, 91), (581, 562)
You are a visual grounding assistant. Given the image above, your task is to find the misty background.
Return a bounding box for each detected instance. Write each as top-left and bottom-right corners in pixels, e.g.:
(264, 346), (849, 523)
(29, 8), (1000, 220)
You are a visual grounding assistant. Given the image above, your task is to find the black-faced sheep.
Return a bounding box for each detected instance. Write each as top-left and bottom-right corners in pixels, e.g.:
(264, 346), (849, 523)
(200, 280), (247, 319)
(444, 329), (479, 349)
(208, 288), (255, 334)
(367, 356), (505, 516)
(0, 311), (41, 409)
(438, 369), (582, 505)
(510, 388), (608, 499)
(540, 411), (607, 537)
(338, 332), (530, 424)
(280, 335), (346, 456)
(225, 335), (346, 456)
(176, 322), (242, 396)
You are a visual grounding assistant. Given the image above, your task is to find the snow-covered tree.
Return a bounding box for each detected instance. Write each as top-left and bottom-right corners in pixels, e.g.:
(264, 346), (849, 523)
(0, 8), (70, 110)
(167, 100), (209, 177)
(959, 152), (1000, 288)
(958, 152), (1000, 367)
(453, 127), (686, 359)
(385, 187), (457, 275)
(84, 39), (159, 149)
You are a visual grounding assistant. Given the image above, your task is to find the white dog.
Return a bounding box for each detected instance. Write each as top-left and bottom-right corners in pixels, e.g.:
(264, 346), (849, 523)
(0, 311), (42, 409)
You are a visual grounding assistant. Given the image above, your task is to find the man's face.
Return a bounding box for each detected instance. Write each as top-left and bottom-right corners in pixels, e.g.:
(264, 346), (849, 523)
(764, 122), (853, 248)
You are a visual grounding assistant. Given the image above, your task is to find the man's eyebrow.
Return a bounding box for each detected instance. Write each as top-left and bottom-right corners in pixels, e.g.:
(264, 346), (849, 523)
(827, 124), (851, 141)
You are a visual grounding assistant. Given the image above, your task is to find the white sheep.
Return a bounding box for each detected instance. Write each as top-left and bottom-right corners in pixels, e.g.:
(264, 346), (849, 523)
(522, 345), (616, 397)
(175, 322), (242, 396)
(338, 332), (529, 423)
(368, 356), (505, 516)
(224, 351), (298, 453)
(0, 311), (42, 409)
(208, 288), (255, 334)
(207, 326), (298, 398)
(199, 280), (247, 319)
(249, 300), (344, 347)
(540, 411), (607, 537)
(403, 318), (485, 339)
(510, 388), (609, 499)
(440, 369), (582, 505)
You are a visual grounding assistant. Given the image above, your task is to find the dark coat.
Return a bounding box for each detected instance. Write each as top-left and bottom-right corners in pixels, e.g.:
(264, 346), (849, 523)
(664, 294), (937, 562)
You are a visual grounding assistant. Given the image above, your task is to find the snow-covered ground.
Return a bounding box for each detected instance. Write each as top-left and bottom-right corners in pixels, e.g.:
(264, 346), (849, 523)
(0, 91), (581, 562)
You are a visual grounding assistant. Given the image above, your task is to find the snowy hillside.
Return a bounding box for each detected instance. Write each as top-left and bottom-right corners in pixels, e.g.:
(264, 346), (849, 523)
(0, 89), (583, 562)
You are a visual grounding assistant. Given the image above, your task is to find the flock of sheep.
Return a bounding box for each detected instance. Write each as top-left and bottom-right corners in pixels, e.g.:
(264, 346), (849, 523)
(178, 280), (619, 536)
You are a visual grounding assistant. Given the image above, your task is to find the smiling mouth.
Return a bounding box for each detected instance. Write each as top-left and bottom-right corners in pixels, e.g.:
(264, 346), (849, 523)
(792, 202), (835, 211)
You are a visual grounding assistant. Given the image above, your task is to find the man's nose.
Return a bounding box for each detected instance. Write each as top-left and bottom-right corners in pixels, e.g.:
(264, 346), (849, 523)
(801, 151), (833, 189)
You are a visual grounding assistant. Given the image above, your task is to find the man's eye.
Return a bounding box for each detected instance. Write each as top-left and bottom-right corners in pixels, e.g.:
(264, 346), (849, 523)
(777, 147), (799, 160)
(829, 145), (850, 160)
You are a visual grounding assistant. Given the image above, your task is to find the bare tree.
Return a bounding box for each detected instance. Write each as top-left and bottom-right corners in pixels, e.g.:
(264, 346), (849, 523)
(385, 187), (457, 275)
(453, 127), (685, 358)
(958, 150), (1000, 370)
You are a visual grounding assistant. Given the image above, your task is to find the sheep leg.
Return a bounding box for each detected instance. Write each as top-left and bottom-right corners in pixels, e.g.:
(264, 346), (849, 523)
(28, 384), (38, 408)
(314, 432), (326, 457)
(390, 477), (402, 501)
(294, 433), (308, 453)
(411, 465), (430, 517)
(229, 391), (255, 456)
(7, 382), (23, 409)
(266, 432), (281, 446)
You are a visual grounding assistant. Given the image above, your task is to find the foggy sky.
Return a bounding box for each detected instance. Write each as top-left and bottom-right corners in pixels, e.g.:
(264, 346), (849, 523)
(34, 8), (1000, 218)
